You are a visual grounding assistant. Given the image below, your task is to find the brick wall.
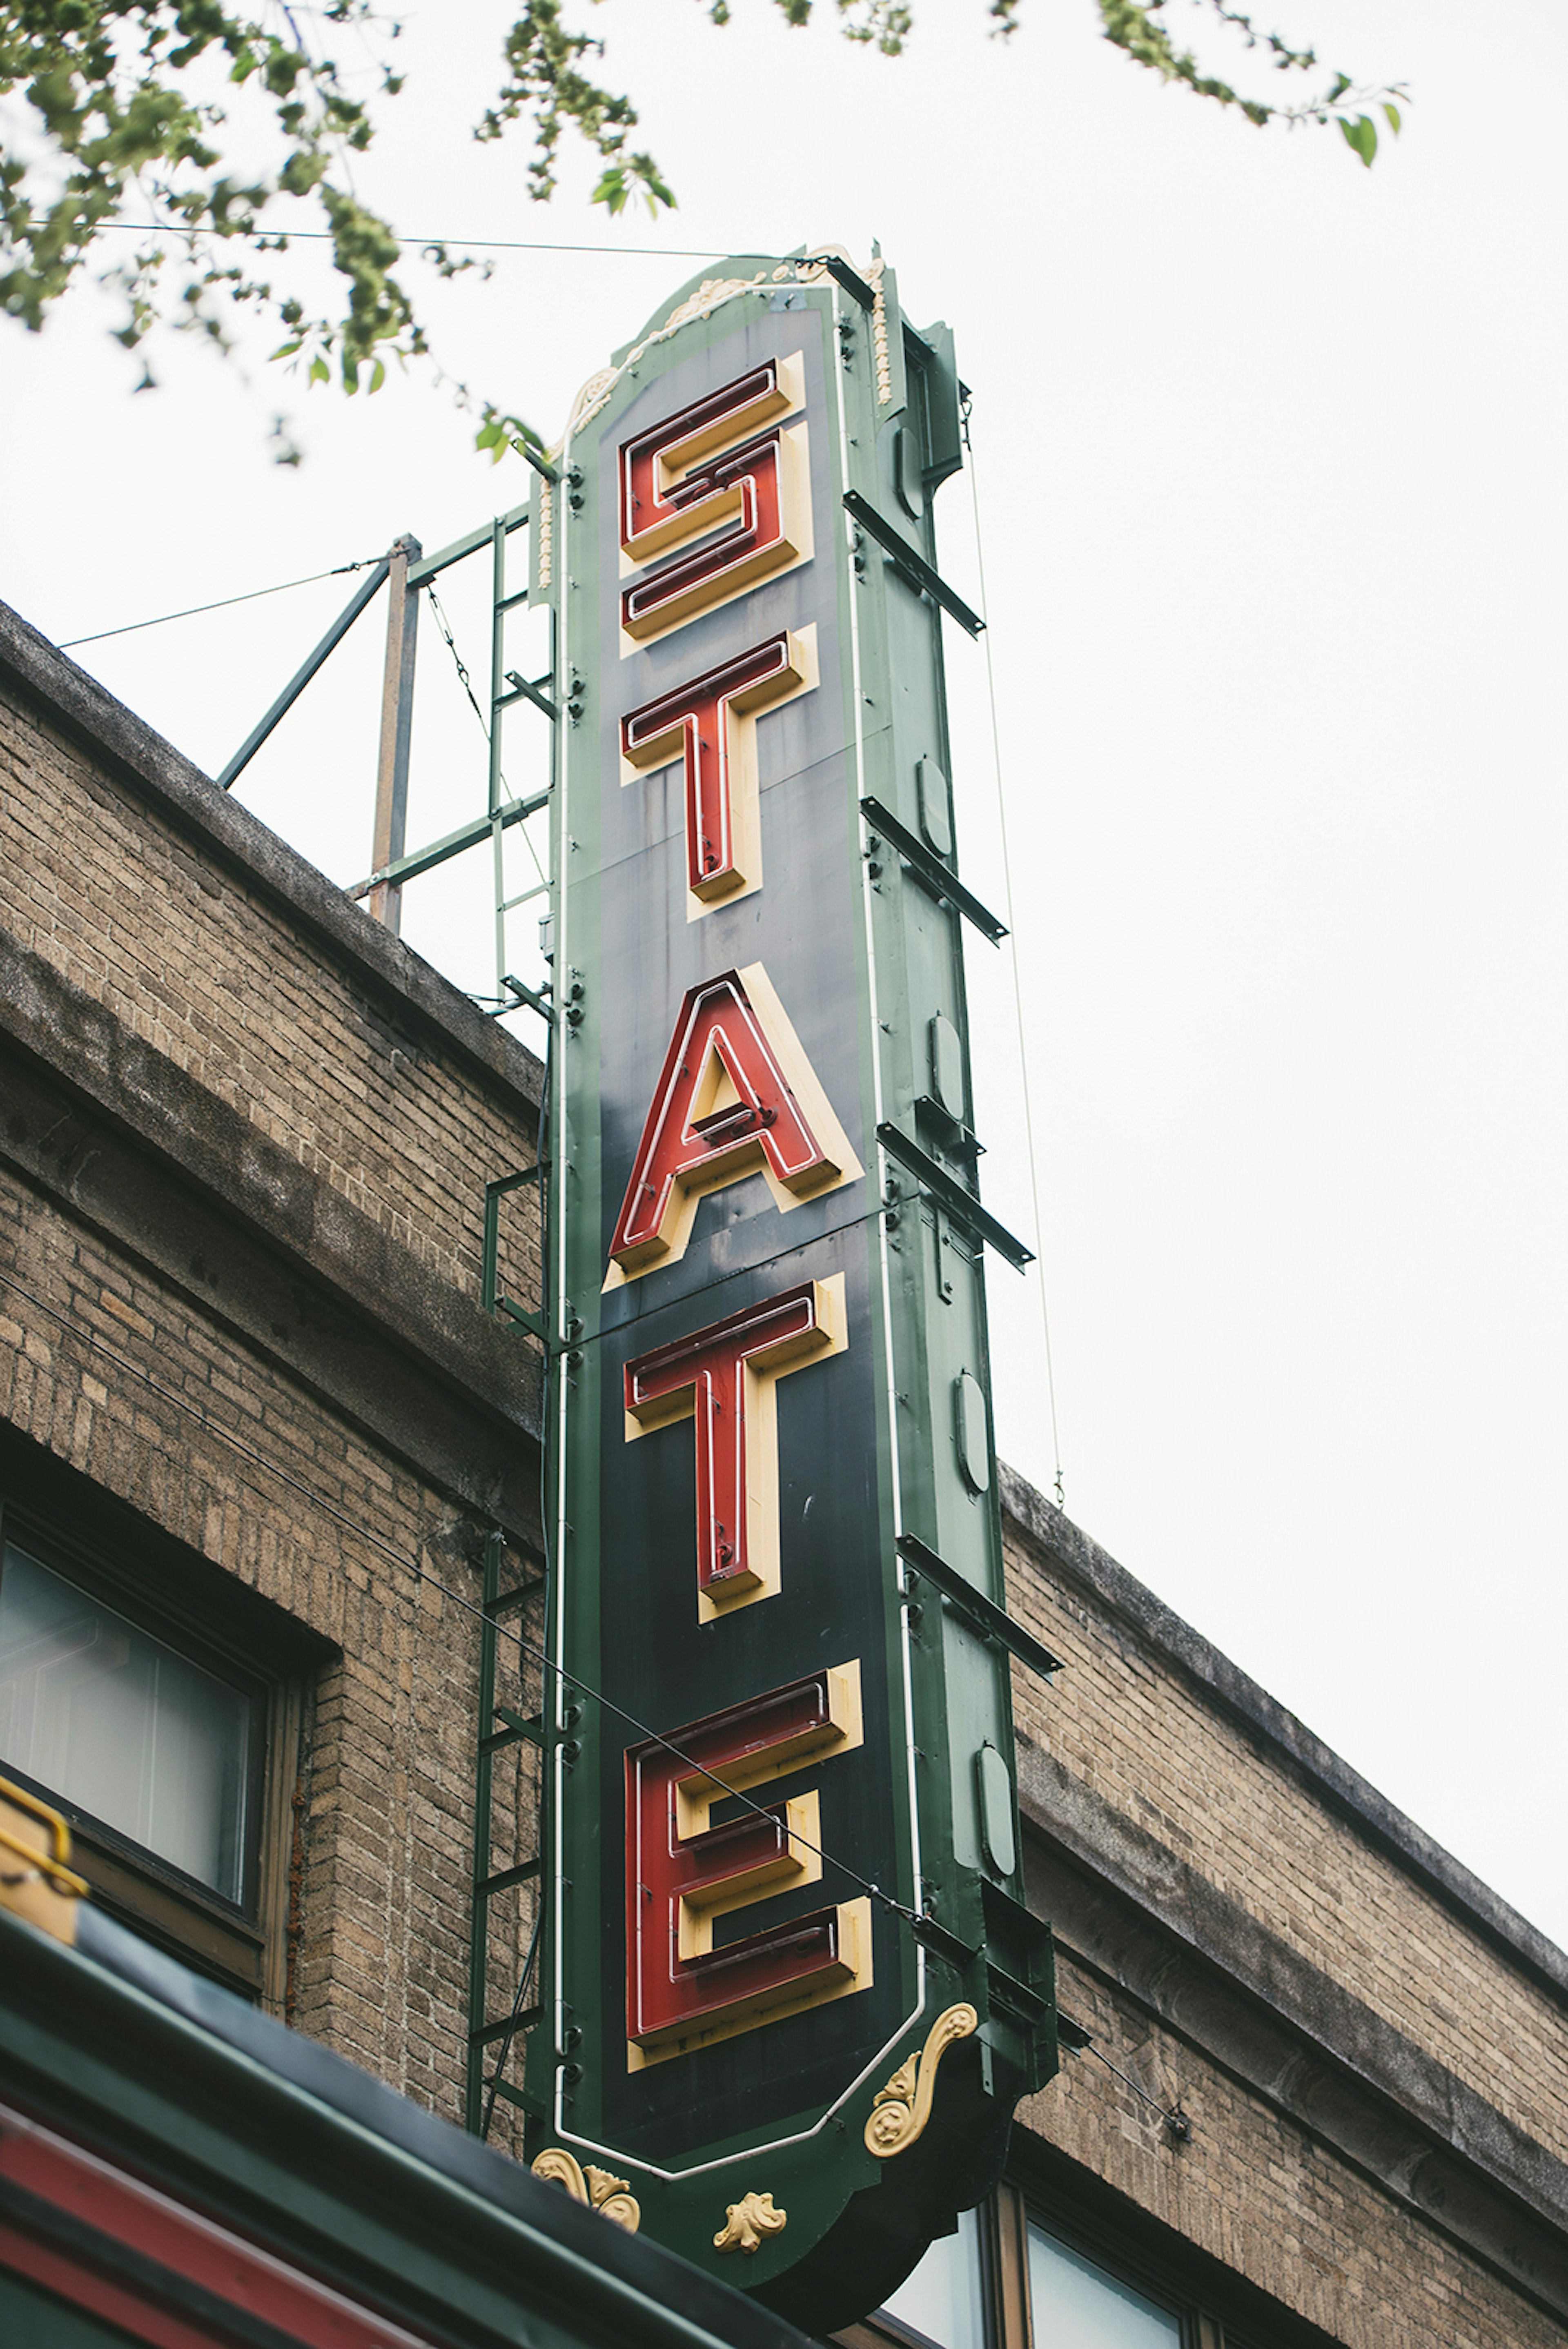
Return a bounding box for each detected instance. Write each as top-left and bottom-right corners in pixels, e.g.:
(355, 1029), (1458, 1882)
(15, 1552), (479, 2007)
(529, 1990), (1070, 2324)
(1026, 1953), (1564, 2349)
(0, 606), (545, 2153)
(1002, 1500), (1566, 2166)
(5, 598), (1564, 2338)
(1001, 1477), (1568, 2344)
(0, 675), (540, 1313)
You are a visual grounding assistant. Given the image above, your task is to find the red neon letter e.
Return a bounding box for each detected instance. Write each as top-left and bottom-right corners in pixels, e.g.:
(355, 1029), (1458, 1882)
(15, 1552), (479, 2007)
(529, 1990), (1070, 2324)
(625, 1663), (869, 2062)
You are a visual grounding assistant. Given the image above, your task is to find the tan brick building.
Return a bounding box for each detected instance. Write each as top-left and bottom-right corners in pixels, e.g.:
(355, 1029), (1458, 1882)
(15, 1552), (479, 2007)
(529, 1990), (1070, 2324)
(0, 597), (546, 2146)
(1, 596), (1564, 2347)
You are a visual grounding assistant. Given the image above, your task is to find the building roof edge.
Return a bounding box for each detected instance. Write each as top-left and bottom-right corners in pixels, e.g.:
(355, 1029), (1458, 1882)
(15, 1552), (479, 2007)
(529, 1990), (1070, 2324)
(0, 597), (542, 1110)
(998, 1458), (1568, 2004)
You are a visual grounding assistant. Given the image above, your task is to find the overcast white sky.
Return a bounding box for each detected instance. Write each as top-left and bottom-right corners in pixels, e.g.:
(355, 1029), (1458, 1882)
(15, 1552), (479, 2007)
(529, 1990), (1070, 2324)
(3, 1), (1564, 1951)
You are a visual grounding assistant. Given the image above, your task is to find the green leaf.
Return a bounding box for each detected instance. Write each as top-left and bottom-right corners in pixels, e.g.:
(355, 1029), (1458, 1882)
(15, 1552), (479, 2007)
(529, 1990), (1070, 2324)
(1382, 101), (1401, 136)
(1339, 114), (1377, 167)
(369, 357), (385, 393)
(308, 354), (330, 384)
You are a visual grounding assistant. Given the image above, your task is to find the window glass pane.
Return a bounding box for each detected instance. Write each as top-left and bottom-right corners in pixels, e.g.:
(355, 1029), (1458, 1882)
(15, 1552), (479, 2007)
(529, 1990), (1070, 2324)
(0, 1543), (252, 1903)
(881, 2204), (987, 2349)
(1026, 2224), (1180, 2349)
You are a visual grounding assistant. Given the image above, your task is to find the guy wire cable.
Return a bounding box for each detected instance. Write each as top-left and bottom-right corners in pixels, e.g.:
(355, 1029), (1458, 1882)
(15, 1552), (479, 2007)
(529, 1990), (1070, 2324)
(60, 556), (381, 648)
(92, 220), (739, 261)
(962, 400), (1067, 1509)
(0, 1263), (931, 1950)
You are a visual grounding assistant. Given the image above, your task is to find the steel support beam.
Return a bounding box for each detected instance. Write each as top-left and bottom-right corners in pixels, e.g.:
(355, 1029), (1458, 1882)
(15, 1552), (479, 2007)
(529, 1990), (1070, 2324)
(347, 790), (547, 901)
(368, 534), (421, 934)
(843, 489), (985, 637)
(860, 795), (1007, 943)
(217, 559), (390, 791)
(406, 503), (529, 589)
(876, 1119), (1034, 1271)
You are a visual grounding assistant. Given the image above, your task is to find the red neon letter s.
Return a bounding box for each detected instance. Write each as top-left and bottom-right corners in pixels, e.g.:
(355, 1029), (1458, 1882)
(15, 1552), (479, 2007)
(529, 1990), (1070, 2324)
(625, 1664), (868, 2061)
(619, 358), (812, 643)
(625, 1276), (844, 1618)
(606, 963), (860, 1283)
(621, 630), (815, 914)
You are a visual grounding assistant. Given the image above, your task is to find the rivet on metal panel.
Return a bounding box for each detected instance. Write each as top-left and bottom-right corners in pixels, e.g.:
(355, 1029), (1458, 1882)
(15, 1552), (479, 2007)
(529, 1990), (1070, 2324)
(932, 1207), (954, 1305)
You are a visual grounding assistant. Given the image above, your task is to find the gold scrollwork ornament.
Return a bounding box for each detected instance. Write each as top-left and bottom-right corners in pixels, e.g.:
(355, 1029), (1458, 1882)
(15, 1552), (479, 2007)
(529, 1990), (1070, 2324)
(713, 2191), (788, 2254)
(863, 2002), (979, 2158)
(530, 2148), (641, 2232)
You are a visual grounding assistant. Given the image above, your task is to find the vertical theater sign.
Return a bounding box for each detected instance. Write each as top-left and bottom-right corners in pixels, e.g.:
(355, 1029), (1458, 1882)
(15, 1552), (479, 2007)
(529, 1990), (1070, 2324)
(524, 247), (1059, 2329)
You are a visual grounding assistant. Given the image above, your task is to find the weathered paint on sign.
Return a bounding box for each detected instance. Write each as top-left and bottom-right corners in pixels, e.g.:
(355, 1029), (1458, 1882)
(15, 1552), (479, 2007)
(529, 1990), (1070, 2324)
(525, 250), (1056, 2330)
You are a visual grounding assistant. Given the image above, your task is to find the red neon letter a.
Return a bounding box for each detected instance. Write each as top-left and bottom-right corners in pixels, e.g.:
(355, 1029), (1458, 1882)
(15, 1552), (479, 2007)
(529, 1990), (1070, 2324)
(606, 964), (860, 1284)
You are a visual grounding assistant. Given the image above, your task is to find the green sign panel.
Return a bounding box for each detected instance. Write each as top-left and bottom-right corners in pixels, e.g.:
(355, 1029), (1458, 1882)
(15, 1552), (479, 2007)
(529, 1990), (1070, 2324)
(523, 247), (1057, 2331)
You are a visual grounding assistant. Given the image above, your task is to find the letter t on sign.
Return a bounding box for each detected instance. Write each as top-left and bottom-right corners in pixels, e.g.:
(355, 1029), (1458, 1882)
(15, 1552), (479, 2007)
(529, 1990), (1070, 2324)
(625, 1276), (846, 1621)
(621, 630), (816, 916)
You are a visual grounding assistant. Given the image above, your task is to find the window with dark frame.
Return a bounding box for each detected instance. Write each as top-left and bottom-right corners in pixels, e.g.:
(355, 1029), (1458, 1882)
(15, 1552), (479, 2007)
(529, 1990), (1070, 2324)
(833, 2184), (1306, 2349)
(877, 2206), (990, 2349)
(0, 1486), (307, 2006)
(0, 1537), (261, 1905)
(1022, 2215), (1183, 2347)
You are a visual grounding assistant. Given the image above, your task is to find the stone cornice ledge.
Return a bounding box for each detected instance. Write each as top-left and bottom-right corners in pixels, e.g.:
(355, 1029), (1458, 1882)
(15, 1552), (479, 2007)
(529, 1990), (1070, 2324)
(999, 1460), (1568, 2005)
(1019, 1743), (1568, 2322)
(0, 935), (541, 1501)
(0, 598), (541, 1110)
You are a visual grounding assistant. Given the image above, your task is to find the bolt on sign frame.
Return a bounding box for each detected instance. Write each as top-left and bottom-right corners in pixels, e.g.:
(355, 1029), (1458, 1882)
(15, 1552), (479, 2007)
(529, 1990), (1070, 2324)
(523, 247), (1059, 2332)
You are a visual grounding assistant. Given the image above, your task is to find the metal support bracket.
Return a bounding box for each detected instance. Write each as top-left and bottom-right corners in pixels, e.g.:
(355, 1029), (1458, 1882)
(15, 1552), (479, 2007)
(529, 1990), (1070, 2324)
(808, 252), (877, 312)
(843, 492), (985, 637)
(473, 2009), (543, 2049)
(498, 973), (552, 1023)
(897, 1533), (1064, 1684)
(466, 1524), (549, 2135)
(480, 1858), (543, 1898)
(349, 790), (548, 901)
(860, 797), (1007, 944)
(480, 1703), (545, 1757)
(481, 1168), (540, 1313)
(501, 669), (558, 721)
(407, 503), (529, 589)
(481, 1164), (566, 1347)
(218, 559), (391, 790)
(485, 2072), (536, 2111)
(877, 1121), (1033, 1271)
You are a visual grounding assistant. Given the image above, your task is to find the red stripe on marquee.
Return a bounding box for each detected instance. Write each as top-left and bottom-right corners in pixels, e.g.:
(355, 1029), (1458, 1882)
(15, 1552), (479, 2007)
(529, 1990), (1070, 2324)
(0, 2097), (436, 2348)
